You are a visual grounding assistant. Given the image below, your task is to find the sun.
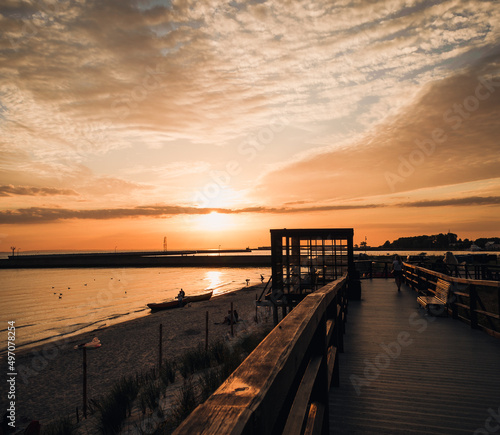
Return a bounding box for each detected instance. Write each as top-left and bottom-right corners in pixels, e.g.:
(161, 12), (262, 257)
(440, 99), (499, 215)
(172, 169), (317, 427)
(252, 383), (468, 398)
(195, 212), (234, 232)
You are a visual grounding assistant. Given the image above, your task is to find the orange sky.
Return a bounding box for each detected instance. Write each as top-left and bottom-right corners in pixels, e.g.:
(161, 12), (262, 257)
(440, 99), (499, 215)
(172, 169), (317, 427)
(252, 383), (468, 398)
(1, 0), (500, 251)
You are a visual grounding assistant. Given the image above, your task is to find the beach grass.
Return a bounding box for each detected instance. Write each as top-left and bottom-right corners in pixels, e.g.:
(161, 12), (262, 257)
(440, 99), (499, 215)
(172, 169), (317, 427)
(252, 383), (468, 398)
(138, 327), (272, 434)
(208, 338), (231, 364)
(159, 358), (177, 386)
(138, 378), (163, 415)
(91, 375), (139, 434)
(42, 415), (76, 435)
(44, 325), (270, 434)
(56, 325), (270, 434)
(178, 344), (212, 379)
(170, 380), (198, 425)
(198, 366), (224, 402)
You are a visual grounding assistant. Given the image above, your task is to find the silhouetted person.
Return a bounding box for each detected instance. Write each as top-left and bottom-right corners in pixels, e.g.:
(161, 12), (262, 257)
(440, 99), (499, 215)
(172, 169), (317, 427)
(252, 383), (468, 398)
(392, 255), (403, 292)
(177, 288), (185, 306)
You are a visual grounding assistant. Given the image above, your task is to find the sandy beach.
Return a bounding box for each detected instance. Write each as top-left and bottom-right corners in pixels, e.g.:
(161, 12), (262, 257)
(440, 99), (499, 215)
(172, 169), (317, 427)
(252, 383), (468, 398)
(2, 283), (272, 431)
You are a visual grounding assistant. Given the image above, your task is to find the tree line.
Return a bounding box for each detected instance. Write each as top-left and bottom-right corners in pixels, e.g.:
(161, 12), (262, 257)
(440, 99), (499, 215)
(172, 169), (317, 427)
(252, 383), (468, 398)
(379, 233), (500, 250)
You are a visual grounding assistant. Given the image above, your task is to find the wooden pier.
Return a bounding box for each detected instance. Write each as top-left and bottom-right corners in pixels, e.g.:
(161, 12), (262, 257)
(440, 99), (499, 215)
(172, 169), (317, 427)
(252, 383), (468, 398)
(330, 278), (500, 434)
(174, 276), (499, 434)
(172, 229), (500, 434)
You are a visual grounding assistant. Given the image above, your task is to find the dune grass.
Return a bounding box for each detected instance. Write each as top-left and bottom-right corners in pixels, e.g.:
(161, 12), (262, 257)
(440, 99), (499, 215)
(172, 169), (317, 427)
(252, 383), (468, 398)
(47, 325), (271, 434)
(91, 375), (139, 434)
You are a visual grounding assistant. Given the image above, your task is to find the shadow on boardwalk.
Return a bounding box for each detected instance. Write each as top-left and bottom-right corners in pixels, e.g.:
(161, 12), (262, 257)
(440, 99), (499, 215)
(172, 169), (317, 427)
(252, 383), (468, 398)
(330, 279), (500, 434)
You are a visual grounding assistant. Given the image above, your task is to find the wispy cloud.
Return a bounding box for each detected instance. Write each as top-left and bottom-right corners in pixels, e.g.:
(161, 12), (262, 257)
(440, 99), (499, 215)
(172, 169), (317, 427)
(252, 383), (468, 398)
(0, 185), (79, 197)
(399, 196), (500, 208)
(3, 195), (499, 224)
(252, 50), (500, 204)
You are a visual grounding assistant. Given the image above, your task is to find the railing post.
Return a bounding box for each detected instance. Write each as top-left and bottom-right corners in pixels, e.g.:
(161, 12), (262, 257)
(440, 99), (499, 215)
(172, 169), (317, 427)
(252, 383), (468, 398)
(82, 347), (87, 419)
(336, 294), (344, 354)
(469, 284), (478, 329)
(311, 311), (329, 435)
(451, 289), (458, 320)
(498, 286), (500, 329)
(272, 303), (279, 325)
(159, 323), (163, 370)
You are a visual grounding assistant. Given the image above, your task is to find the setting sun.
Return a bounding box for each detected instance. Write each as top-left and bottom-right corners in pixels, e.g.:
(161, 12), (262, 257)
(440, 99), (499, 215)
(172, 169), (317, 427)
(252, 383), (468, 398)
(194, 212), (235, 232)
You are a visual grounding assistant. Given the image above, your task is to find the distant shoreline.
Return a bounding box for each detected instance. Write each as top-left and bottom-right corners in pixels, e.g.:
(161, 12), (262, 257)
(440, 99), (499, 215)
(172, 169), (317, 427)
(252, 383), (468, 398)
(1, 249), (498, 269)
(0, 251), (272, 269)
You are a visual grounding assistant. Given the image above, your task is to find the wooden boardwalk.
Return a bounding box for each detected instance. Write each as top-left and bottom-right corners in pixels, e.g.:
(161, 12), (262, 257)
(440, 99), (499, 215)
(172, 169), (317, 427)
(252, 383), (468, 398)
(329, 279), (500, 434)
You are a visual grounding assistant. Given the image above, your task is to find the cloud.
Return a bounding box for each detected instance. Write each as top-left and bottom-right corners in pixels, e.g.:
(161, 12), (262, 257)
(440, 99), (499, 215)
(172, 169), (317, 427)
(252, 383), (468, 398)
(2, 195), (498, 224)
(0, 185), (79, 197)
(3, 0), (498, 156)
(1, 0), (500, 235)
(399, 196), (500, 208)
(252, 48), (500, 204)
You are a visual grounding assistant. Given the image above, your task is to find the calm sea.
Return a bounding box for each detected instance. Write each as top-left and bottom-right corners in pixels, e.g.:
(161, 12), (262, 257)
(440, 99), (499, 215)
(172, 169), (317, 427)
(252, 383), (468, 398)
(0, 266), (269, 355)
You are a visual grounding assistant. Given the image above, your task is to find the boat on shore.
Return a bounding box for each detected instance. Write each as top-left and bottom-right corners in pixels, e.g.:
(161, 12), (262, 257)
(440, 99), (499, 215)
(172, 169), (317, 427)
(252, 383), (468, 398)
(147, 290), (213, 311)
(186, 290), (213, 303)
(147, 298), (187, 310)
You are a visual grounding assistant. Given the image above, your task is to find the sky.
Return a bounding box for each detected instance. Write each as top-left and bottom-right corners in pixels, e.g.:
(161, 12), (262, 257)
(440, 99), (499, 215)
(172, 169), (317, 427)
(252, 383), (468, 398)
(1, 0), (500, 251)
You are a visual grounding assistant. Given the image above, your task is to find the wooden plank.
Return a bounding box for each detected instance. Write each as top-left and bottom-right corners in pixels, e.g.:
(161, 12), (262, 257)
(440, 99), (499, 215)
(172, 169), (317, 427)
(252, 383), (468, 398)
(326, 345), (337, 388)
(330, 279), (500, 435)
(475, 309), (500, 320)
(434, 279), (451, 301)
(283, 355), (323, 435)
(304, 402), (325, 435)
(453, 291), (469, 298)
(479, 326), (500, 339)
(326, 319), (335, 344)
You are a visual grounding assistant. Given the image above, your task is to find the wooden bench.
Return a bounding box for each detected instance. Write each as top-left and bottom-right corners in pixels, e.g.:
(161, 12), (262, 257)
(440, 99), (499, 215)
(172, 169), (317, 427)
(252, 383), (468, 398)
(417, 278), (452, 316)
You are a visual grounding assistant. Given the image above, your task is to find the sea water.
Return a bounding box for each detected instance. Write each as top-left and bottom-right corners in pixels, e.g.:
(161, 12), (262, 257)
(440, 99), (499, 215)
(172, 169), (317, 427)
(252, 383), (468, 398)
(0, 266), (269, 354)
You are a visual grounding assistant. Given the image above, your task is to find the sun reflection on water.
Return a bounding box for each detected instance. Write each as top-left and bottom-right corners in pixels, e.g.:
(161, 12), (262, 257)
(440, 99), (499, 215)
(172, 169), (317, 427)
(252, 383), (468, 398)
(204, 270), (223, 295)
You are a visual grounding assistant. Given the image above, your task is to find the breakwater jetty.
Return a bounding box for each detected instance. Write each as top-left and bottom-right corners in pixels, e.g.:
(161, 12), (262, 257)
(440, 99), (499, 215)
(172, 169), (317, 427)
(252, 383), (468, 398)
(0, 250), (271, 269)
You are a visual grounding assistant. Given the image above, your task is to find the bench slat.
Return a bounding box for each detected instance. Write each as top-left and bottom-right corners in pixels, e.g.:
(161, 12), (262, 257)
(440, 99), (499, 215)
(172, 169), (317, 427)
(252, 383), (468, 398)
(417, 279), (452, 315)
(475, 309), (500, 321)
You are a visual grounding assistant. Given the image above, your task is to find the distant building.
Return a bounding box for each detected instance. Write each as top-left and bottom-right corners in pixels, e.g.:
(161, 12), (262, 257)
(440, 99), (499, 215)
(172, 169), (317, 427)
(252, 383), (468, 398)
(485, 241), (500, 251)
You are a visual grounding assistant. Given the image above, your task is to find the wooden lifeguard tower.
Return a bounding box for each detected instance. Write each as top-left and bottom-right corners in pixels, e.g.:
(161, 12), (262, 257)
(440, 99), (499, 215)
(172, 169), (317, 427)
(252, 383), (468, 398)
(258, 228), (358, 324)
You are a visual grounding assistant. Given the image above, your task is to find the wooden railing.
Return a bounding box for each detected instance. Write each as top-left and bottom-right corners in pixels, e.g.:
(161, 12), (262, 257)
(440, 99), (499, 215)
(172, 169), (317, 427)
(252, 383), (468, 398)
(429, 262), (500, 281)
(355, 260), (392, 279)
(403, 263), (500, 338)
(173, 275), (349, 435)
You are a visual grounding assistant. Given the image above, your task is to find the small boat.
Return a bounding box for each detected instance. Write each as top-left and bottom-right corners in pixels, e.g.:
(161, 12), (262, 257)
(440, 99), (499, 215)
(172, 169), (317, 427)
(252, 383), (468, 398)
(148, 298), (187, 310)
(185, 290), (213, 303)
